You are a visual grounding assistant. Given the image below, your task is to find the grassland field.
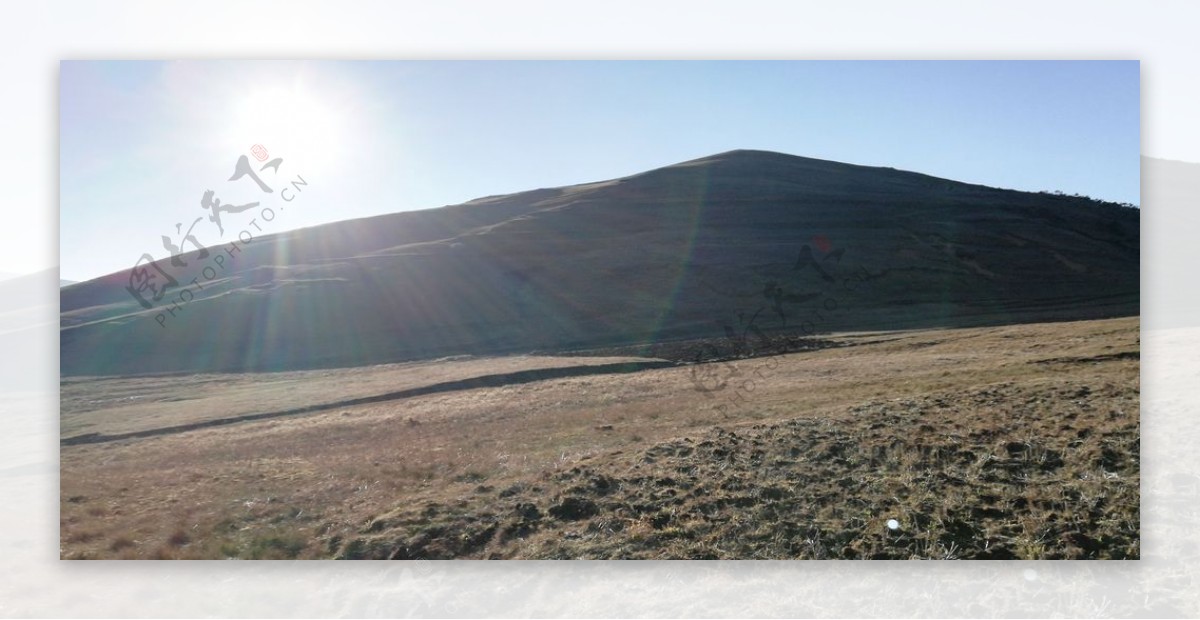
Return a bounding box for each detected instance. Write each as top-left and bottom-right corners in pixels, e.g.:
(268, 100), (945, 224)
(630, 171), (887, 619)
(60, 316), (1138, 559)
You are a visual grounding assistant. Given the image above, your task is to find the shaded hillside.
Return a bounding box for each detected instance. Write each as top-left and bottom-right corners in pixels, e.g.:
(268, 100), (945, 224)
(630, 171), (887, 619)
(61, 150), (1139, 376)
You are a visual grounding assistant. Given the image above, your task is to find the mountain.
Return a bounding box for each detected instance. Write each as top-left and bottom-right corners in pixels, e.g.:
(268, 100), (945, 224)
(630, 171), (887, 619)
(60, 149), (1140, 376)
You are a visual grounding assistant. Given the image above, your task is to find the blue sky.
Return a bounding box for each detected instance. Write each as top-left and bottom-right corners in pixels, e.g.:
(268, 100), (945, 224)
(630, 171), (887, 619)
(60, 60), (1139, 282)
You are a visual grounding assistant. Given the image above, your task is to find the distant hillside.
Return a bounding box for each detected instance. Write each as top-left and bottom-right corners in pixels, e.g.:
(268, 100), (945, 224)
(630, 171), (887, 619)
(61, 150), (1139, 376)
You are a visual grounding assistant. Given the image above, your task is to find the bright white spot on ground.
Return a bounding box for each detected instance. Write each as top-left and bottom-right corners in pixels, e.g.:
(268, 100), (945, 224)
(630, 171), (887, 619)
(1023, 569), (1038, 581)
(886, 519), (900, 530)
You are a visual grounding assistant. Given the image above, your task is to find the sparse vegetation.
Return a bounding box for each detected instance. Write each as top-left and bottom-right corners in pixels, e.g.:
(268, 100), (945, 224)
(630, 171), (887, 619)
(60, 317), (1138, 560)
(339, 380), (1137, 559)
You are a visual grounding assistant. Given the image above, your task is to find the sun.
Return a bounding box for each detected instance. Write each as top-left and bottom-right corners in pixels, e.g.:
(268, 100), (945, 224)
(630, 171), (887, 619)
(223, 80), (353, 176)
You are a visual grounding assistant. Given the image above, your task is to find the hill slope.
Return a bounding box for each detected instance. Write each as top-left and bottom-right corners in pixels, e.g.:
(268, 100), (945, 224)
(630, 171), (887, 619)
(61, 150), (1139, 376)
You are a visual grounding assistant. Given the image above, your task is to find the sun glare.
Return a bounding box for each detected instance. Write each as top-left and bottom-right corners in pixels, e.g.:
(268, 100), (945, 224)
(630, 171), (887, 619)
(223, 80), (353, 175)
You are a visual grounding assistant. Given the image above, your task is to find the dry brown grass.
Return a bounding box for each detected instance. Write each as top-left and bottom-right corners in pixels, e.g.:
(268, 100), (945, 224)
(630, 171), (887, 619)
(60, 354), (654, 439)
(60, 317), (1138, 559)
